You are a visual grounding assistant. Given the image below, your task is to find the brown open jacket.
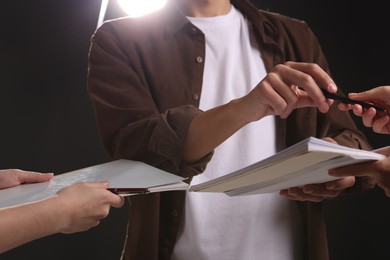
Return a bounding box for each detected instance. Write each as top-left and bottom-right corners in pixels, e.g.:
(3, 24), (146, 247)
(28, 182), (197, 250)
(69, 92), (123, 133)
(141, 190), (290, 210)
(87, 1), (373, 259)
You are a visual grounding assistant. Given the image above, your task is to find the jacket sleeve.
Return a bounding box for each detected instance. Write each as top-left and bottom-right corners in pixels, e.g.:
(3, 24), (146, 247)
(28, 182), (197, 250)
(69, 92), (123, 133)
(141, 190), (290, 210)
(87, 23), (211, 178)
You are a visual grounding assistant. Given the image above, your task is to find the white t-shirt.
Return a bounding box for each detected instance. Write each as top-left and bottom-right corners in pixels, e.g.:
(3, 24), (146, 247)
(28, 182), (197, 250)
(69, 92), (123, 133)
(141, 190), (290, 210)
(171, 6), (303, 260)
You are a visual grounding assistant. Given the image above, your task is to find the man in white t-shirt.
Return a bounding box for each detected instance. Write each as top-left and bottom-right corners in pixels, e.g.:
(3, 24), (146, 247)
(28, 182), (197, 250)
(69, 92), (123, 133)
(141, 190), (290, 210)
(172, 6), (301, 260)
(87, 0), (373, 259)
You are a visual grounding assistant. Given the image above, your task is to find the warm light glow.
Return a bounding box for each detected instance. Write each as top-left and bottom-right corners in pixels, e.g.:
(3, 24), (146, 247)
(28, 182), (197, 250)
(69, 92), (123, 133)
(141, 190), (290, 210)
(117, 0), (167, 18)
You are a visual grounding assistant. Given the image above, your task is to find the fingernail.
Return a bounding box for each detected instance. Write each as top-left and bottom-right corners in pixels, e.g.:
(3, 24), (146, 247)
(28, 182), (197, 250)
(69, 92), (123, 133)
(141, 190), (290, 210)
(328, 82), (337, 92)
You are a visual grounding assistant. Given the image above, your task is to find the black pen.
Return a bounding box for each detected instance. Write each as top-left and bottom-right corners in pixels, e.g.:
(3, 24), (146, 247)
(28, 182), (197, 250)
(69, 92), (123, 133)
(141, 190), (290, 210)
(321, 88), (386, 112)
(108, 188), (148, 195)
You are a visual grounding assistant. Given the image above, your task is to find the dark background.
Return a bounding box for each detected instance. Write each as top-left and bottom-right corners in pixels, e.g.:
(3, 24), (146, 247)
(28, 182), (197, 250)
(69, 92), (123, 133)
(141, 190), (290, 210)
(1, 0), (389, 259)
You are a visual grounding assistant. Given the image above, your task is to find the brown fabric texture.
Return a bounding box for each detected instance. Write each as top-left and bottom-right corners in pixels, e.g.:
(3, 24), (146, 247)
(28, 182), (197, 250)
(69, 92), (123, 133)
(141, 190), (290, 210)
(87, 0), (371, 259)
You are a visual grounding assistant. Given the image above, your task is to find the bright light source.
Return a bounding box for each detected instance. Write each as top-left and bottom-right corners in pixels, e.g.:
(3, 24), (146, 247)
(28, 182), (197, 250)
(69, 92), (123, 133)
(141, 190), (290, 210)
(117, 0), (167, 18)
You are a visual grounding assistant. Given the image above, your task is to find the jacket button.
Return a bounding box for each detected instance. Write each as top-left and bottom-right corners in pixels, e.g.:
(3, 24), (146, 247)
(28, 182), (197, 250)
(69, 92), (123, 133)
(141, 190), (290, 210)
(172, 210), (178, 217)
(192, 93), (199, 100)
(196, 56), (203, 63)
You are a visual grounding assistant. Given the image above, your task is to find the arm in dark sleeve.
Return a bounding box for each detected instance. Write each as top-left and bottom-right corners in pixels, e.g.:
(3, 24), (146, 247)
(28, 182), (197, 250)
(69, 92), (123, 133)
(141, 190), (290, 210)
(87, 23), (211, 178)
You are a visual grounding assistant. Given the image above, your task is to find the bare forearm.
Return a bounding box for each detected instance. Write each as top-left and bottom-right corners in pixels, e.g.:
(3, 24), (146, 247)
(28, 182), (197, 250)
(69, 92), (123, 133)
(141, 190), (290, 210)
(183, 98), (254, 162)
(0, 197), (61, 253)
